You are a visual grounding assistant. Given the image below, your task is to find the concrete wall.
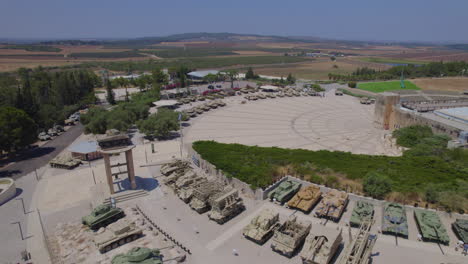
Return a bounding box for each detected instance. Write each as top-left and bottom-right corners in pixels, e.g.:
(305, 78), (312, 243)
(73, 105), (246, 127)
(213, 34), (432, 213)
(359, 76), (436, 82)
(374, 93), (401, 130)
(0, 178), (16, 206)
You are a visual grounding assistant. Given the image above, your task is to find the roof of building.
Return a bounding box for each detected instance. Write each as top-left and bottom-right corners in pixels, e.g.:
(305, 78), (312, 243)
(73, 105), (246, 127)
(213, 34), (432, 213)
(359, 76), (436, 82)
(69, 141), (99, 154)
(187, 70), (219, 78)
(434, 107), (468, 124)
(153, 100), (178, 107)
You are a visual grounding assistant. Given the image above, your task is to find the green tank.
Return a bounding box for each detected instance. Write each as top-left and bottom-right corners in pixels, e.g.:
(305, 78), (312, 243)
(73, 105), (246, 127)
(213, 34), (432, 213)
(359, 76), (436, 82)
(350, 201), (374, 227)
(414, 209), (450, 245)
(452, 219), (468, 243)
(82, 204), (125, 230)
(111, 247), (162, 264)
(268, 180), (302, 204)
(382, 203), (408, 238)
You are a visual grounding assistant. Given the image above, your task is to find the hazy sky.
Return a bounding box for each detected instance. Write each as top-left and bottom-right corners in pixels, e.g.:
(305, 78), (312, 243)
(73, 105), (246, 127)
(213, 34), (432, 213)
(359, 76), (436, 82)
(1, 0), (467, 42)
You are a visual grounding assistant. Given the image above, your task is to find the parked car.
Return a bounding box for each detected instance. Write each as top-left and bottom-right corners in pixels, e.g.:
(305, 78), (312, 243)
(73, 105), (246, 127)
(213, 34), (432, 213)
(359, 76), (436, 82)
(216, 84), (222, 88)
(208, 85), (215, 89)
(54, 125), (65, 133)
(38, 132), (51, 141)
(47, 128), (58, 137)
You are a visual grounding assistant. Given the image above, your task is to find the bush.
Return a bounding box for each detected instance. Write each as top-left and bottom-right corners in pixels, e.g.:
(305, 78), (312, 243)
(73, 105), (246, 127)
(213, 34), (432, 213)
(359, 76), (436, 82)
(393, 125), (433, 148)
(137, 108), (179, 139)
(348, 81), (357, 88)
(311, 84), (325, 92)
(362, 171), (392, 199)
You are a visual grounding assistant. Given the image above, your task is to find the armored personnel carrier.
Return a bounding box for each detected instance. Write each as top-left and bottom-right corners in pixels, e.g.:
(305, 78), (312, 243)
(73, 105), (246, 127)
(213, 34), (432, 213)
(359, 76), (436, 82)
(271, 216), (312, 258)
(414, 209), (450, 245)
(452, 219), (468, 243)
(381, 203), (408, 238)
(338, 221), (377, 264)
(189, 182), (224, 213)
(287, 185), (322, 212)
(94, 218), (142, 253)
(82, 204), (125, 230)
(314, 190), (349, 222)
(111, 247), (162, 264)
(300, 228), (343, 264)
(268, 180), (301, 204)
(243, 208), (280, 244)
(49, 156), (82, 169)
(350, 201), (374, 227)
(160, 159), (189, 176)
(207, 189), (245, 224)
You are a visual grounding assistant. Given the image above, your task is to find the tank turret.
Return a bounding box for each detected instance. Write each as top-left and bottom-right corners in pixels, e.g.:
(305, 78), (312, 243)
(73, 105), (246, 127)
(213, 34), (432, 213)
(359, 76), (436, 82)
(82, 204), (125, 230)
(414, 209), (449, 245)
(350, 201), (374, 227)
(287, 185), (321, 212)
(314, 190), (349, 222)
(381, 203), (408, 238)
(94, 218), (142, 253)
(268, 180), (301, 204)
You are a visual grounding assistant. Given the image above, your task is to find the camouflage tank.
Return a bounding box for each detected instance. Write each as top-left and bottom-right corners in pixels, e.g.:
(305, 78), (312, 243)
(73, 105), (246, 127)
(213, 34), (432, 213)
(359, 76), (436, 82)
(300, 228), (343, 264)
(189, 182), (224, 213)
(160, 159), (189, 176)
(49, 156), (82, 169)
(200, 104), (211, 111)
(381, 203), (408, 238)
(111, 247), (162, 264)
(243, 208), (280, 244)
(195, 107), (204, 115)
(414, 209), (450, 245)
(452, 219), (468, 243)
(82, 204), (125, 230)
(287, 185), (322, 212)
(314, 190), (349, 222)
(268, 180), (302, 204)
(350, 201), (374, 227)
(271, 216), (312, 258)
(186, 109), (197, 118)
(216, 100), (226, 107)
(94, 218), (142, 253)
(208, 101), (218, 109)
(207, 189), (245, 224)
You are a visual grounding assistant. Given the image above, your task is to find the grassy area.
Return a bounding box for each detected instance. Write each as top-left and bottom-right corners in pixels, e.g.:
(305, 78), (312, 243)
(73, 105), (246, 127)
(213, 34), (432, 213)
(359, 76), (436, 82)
(70, 51), (145, 58)
(358, 57), (428, 65)
(358, 80), (420, 93)
(142, 48), (238, 58)
(0, 45), (62, 52)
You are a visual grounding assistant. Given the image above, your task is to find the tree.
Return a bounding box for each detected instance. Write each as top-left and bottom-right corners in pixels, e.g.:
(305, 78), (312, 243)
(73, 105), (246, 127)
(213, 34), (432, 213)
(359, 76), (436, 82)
(245, 67), (255, 79)
(348, 81), (357, 88)
(105, 79), (116, 105)
(363, 171), (392, 199)
(137, 108), (179, 139)
(286, 73), (295, 84)
(0, 106), (37, 153)
(152, 68), (168, 85)
(225, 70), (238, 88)
(203, 73), (218, 83)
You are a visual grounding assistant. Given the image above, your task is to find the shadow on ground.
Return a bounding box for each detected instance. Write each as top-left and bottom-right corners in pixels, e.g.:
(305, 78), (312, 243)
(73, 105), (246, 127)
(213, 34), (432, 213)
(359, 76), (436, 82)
(115, 176), (159, 193)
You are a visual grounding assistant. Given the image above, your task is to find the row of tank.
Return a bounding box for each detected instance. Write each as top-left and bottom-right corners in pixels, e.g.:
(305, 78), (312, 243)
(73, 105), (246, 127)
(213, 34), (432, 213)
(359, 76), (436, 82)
(242, 208), (377, 263)
(177, 93), (228, 105)
(244, 90), (321, 101)
(181, 100), (226, 118)
(160, 159), (245, 224)
(267, 179), (468, 245)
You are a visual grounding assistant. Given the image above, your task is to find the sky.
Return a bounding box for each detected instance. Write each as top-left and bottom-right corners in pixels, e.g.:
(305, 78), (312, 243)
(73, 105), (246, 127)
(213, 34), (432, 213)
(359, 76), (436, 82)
(1, 0), (467, 43)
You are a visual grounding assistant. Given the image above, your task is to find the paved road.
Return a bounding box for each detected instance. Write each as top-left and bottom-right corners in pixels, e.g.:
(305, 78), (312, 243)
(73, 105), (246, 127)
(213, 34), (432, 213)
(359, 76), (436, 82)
(0, 123), (84, 179)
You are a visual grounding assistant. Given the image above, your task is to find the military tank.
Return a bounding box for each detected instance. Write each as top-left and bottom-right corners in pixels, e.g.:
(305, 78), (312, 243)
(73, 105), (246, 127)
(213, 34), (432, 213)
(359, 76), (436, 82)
(335, 90), (343, 96)
(287, 185), (322, 212)
(49, 156), (82, 169)
(189, 182), (224, 213)
(414, 209), (450, 245)
(271, 216), (312, 258)
(314, 190), (349, 222)
(300, 228), (343, 264)
(381, 203), (408, 238)
(452, 219), (468, 243)
(257, 93), (266, 99)
(195, 107), (204, 115)
(208, 101), (218, 109)
(160, 159), (189, 176)
(216, 100), (226, 107)
(174, 173), (203, 190)
(163, 169), (195, 188)
(268, 180), (301, 204)
(82, 204), (125, 230)
(207, 189), (245, 224)
(200, 104), (211, 111)
(94, 218), (142, 253)
(177, 179), (208, 203)
(243, 208), (280, 244)
(350, 201), (374, 227)
(111, 247), (162, 264)
(186, 109), (197, 118)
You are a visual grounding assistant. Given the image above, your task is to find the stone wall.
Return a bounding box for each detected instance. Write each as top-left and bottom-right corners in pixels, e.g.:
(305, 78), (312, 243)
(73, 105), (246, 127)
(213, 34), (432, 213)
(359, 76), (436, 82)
(0, 178), (16, 205)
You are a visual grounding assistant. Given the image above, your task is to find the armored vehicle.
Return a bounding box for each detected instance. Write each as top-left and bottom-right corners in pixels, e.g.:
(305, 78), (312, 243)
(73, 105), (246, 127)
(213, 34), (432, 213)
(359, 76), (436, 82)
(271, 216), (312, 258)
(160, 160), (190, 176)
(49, 156), (82, 169)
(177, 178), (208, 203)
(381, 203), (408, 238)
(293, 91), (301, 97)
(216, 100), (226, 107)
(452, 219), (468, 243)
(48, 128), (59, 136)
(54, 125), (65, 132)
(189, 182), (224, 213)
(208, 189), (245, 224)
(308, 91), (319, 96)
(208, 101), (218, 109)
(200, 104), (211, 111)
(335, 90), (343, 96)
(111, 247), (162, 264)
(268, 180), (301, 204)
(414, 209), (450, 245)
(257, 93), (266, 99)
(287, 185), (322, 212)
(338, 221), (376, 264)
(174, 173), (204, 190)
(300, 228), (343, 264)
(82, 204), (125, 230)
(360, 97), (371, 104)
(94, 218), (142, 253)
(195, 107), (204, 115)
(198, 96), (206, 101)
(277, 93), (285, 98)
(186, 109), (197, 118)
(350, 201), (374, 227)
(243, 208), (280, 244)
(163, 169), (194, 187)
(38, 132), (51, 141)
(314, 190), (349, 222)
(240, 88), (249, 94)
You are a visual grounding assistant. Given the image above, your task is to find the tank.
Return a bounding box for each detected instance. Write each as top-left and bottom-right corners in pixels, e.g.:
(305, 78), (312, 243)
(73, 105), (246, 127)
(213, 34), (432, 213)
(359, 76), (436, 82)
(174, 173), (204, 190)
(271, 216), (312, 258)
(189, 182), (224, 213)
(177, 178), (208, 203)
(257, 94), (266, 99)
(277, 93), (285, 98)
(287, 185), (322, 212)
(49, 156), (82, 169)
(243, 208), (280, 244)
(163, 169), (195, 188)
(195, 107), (204, 115)
(216, 100), (226, 107)
(268, 180), (302, 204)
(452, 219), (468, 243)
(207, 189), (245, 224)
(414, 209), (450, 245)
(186, 109), (197, 118)
(94, 218), (142, 253)
(208, 101), (218, 109)
(360, 97), (371, 104)
(335, 90), (343, 96)
(111, 247), (162, 264)
(201, 104), (211, 111)
(350, 201), (374, 227)
(381, 203), (408, 238)
(160, 159), (190, 176)
(314, 190), (349, 222)
(82, 204), (125, 230)
(300, 229), (343, 264)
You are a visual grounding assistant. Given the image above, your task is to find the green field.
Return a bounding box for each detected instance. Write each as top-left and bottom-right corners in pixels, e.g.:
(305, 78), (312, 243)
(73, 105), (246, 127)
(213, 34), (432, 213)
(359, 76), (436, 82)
(358, 80), (420, 93)
(358, 57), (428, 65)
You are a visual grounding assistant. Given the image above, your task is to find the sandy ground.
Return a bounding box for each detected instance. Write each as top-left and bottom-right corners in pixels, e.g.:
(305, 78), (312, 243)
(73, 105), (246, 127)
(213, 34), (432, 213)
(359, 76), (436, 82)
(412, 77), (468, 92)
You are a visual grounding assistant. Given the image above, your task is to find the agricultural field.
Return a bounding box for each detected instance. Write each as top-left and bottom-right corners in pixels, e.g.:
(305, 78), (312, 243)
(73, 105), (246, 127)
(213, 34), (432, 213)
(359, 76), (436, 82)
(358, 80), (420, 93)
(411, 77), (468, 92)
